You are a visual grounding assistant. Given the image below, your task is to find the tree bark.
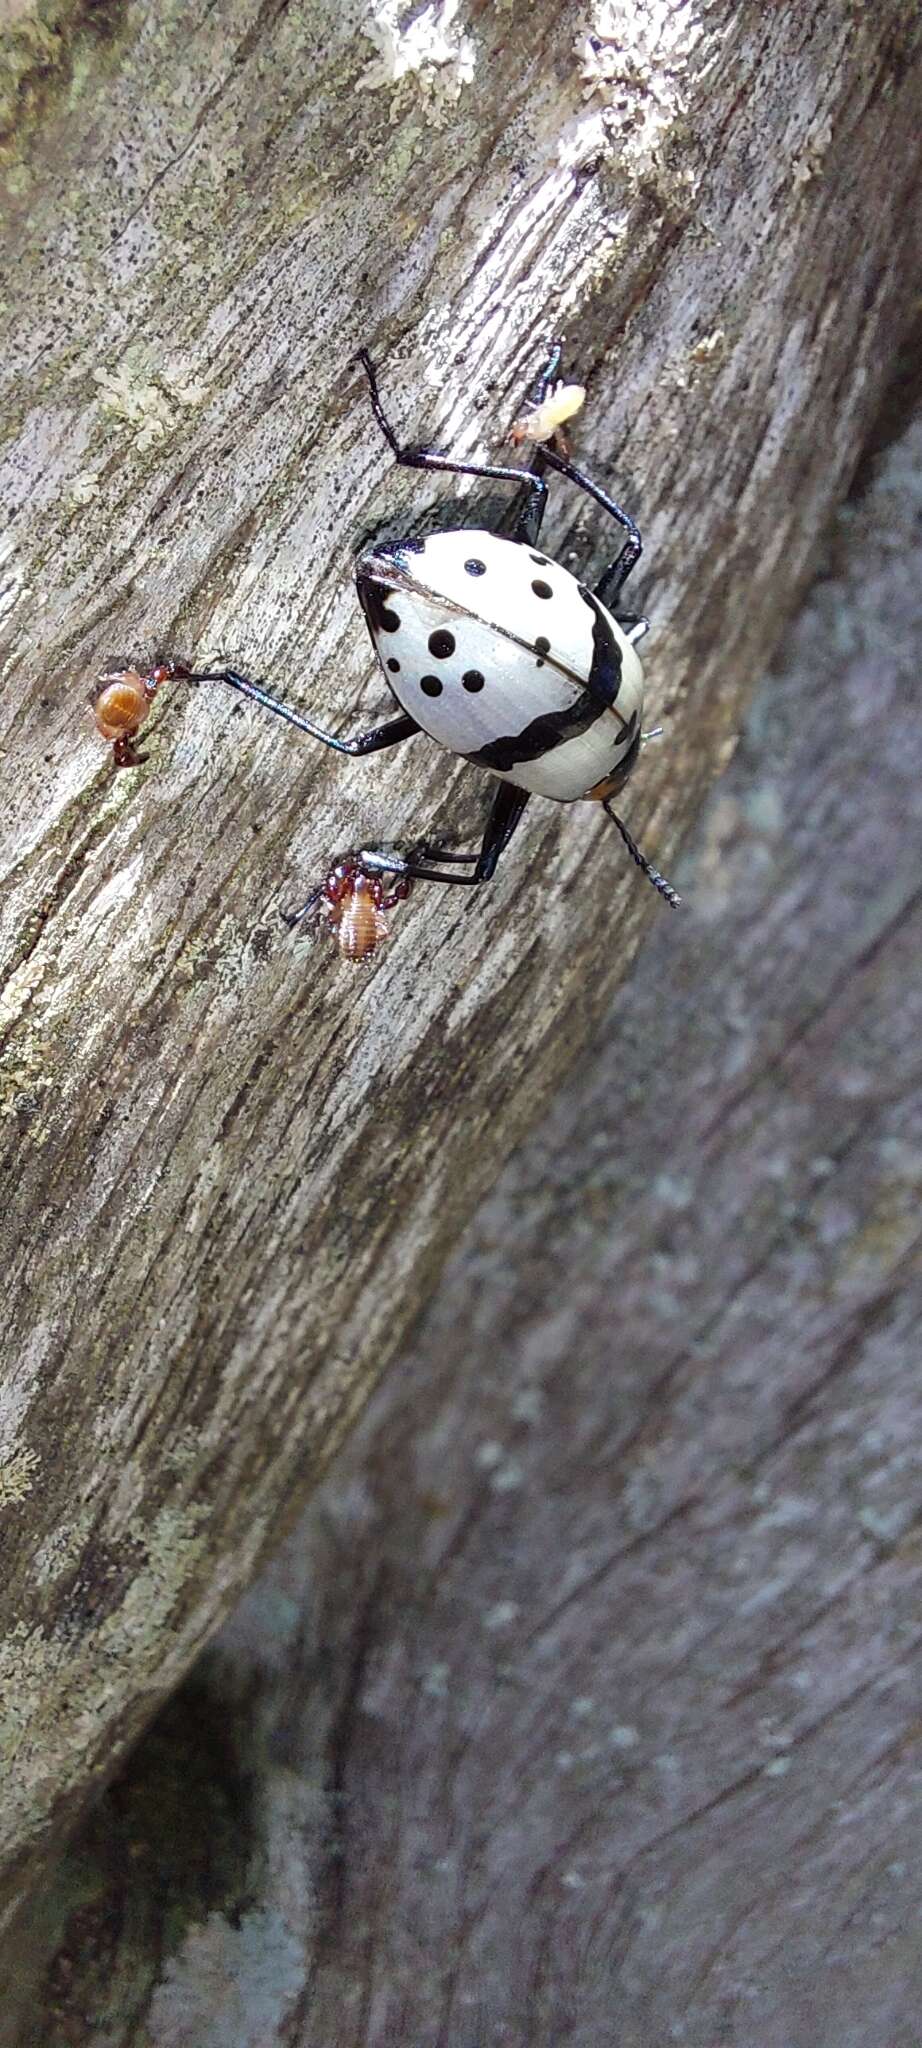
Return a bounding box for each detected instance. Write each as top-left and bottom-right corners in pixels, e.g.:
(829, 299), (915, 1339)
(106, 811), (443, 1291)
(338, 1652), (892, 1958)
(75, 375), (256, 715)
(0, 0), (920, 1940)
(12, 318), (922, 2048)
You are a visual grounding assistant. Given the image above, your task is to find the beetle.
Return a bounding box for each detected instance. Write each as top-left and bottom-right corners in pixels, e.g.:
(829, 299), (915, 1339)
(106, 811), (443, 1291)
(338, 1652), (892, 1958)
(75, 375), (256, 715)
(97, 342), (678, 909)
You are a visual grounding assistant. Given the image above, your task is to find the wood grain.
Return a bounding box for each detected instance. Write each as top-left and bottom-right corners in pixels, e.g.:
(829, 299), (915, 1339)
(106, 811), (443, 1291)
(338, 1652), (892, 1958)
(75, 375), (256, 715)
(1, 0), (920, 1940)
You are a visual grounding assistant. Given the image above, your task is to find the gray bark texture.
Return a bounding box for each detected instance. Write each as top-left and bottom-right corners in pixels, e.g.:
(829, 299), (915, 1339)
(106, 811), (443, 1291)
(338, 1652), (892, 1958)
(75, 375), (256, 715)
(1, 0), (921, 1964)
(10, 327), (922, 2048)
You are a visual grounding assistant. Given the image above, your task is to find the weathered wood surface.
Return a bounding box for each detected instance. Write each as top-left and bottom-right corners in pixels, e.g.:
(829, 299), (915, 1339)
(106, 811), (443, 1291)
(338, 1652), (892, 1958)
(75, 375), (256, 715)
(1, 0), (921, 1945)
(16, 372), (922, 2048)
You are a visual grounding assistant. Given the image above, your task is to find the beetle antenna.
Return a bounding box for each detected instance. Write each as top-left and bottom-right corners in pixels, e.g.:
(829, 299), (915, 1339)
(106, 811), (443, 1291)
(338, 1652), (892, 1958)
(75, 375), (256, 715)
(602, 802), (681, 909)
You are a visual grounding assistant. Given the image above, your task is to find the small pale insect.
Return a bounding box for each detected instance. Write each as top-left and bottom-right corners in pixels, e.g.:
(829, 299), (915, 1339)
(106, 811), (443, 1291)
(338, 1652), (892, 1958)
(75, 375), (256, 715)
(282, 856), (413, 963)
(508, 378), (587, 450)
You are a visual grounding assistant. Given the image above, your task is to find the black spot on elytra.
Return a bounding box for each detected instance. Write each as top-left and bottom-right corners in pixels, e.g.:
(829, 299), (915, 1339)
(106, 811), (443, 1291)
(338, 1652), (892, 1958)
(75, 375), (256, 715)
(532, 579), (552, 600)
(534, 634), (550, 668)
(420, 675), (443, 698)
(530, 552), (548, 566)
(428, 629), (456, 659)
(465, 558), (486, 576)
(387, 658), (400, 673)
(462, 671), (485, 692)
(380, 607), (401, 633)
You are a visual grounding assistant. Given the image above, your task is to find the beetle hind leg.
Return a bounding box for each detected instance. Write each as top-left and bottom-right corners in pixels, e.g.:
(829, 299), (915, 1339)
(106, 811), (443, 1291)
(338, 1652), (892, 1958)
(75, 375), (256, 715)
(357, 783), (530, 889)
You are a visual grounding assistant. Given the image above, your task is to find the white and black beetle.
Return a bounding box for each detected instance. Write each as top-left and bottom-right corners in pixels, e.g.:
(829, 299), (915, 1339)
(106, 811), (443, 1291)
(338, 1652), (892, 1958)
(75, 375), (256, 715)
(98, 344), (678, 910)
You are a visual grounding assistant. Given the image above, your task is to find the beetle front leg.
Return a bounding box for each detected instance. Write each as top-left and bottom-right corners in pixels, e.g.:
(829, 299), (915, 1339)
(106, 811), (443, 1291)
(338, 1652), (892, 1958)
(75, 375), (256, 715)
(356, 349), (550, 516)
(539, 444), (643, 604)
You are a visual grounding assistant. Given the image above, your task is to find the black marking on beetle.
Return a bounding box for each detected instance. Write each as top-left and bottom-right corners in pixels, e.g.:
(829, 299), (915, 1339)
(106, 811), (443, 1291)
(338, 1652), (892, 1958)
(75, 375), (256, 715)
(462, 670), (485, 692)
(534, 634), (550, 668)
(357, 574), (399, 638)
(530, 553), (548, 566)
(357, 550), (631, 726)
(380, 607), (401, 633)
(532, 579), (553, 600)
(428, 629), (456, 659)
(582, 587), (623, 708)
(465, 558), (486, 576)
(387, 658), (400, 673)
(469, 690), (599, 773)
(420, 675), (443, 698)
(602, 721), (641, 792)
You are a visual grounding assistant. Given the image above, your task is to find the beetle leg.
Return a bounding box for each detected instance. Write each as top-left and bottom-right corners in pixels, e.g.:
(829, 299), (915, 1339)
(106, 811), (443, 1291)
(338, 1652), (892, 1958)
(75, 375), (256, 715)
(612, 611), (649, 642)
(502, 341), (576, 544)
(182, 668), (421, 756)
(502, 462), (549, 548)
(280, 883), (326, 929)
(356, 348), (549, 511)
(539, 444), (643, 604)
(357, 783), (530, 888)
(527, 338), (566, 409)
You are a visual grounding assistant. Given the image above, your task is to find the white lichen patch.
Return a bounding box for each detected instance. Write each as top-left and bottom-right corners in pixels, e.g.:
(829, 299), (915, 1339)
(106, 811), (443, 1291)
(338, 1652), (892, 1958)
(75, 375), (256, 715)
(92, 365), (176, 452)
(792, 115), (833, 188)
(162, 369), (212, 409)
(148, 1907), (307, 2048)
(67, 468), (103, 507)
(576, 0), (704, 102)
(483, 1599), (520, 1632)
(511, 1387), (543, 1425)
(421, 1661), (450, 1699)
(688, 326), (727, 369)
(653, 327), (727, 426)
(570, 1), (709, 187)
(489, 1457), (523, 1495)
(360, 0), (476, 128)
(33, 1504), (96, 1588)
(0, 1446), (40, 1507)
